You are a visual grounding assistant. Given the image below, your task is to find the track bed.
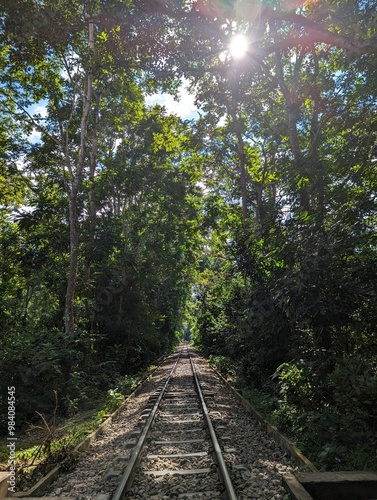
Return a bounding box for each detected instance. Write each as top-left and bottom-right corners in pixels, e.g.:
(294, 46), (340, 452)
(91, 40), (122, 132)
(41, 346), (295, 499)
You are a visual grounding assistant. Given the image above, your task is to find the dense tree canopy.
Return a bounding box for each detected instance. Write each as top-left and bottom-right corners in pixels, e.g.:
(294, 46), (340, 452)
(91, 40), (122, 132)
(1, 0), (377, 470)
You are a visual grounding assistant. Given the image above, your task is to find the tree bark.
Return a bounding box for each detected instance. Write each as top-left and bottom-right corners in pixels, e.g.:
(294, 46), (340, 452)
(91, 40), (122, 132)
(65, 189), (79, 334)
(64, 14), (94, 335)
(234, 124), (248, 224)
(275, 50), (310, 212)
(227, 71), (249, 225)
(308, 48), (325, 223)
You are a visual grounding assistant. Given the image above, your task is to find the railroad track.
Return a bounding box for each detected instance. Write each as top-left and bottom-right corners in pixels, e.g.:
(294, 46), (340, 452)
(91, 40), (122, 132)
(42, 346), (297, 499)
(112, 345), (237, 499)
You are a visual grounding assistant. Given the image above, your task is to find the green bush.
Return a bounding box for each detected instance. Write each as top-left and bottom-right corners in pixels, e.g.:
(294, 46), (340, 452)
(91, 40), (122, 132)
(104, 388), (125, 412)
(239, 353), (263, 388)
(272, 360), (314, 407)
(0, 328), (119, 431)
(208, 354), (236, 378)
(271, 355), (377, 469)
(324, 354), (377, 465)
(0, 328), (68, 430)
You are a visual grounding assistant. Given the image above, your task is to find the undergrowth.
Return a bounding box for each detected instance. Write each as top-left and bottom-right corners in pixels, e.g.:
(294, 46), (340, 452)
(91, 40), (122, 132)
(0, 368), (152, 491)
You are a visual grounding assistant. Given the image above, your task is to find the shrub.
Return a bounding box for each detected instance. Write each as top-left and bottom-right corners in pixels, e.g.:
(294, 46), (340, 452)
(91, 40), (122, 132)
(208, 354), (236, 378)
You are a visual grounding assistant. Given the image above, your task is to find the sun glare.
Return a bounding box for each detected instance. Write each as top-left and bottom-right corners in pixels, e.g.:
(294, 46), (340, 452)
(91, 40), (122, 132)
(229, 34), (249, 59)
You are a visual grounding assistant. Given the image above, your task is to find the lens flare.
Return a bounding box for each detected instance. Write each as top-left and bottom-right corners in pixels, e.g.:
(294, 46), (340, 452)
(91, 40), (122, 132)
(229, 34), (249, 59)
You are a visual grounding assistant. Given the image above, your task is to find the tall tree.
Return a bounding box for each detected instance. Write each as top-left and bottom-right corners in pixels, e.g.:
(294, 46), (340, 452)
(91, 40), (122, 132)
(0, 0), (196, 334)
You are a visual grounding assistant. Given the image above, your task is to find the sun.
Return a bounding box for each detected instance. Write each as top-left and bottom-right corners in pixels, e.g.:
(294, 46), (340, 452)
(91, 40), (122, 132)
(229, 34), (249, 59)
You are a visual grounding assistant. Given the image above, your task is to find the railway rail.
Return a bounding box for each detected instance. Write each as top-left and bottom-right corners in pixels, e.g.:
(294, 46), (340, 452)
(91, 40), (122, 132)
(38, 346), (297, 499)
(113, 345), (237, 499)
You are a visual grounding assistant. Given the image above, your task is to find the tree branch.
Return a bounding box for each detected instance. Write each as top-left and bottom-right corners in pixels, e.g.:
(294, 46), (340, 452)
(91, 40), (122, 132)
(0, 89), (61, 147)
(261, 6), (377, 56)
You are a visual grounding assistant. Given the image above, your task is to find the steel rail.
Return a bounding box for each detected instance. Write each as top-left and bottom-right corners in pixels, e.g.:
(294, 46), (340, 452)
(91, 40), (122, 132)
(188, 347), (238, 500)
(111, 348), (183, 500)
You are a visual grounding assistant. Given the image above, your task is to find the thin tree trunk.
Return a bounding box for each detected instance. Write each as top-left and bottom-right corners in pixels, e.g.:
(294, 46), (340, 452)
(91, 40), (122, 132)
(234, 124), (248, 223)
(275, 50), (310, 212)
(230, 85), (248, 224)
(65, 190), (79, 333)
(309, 49), (325, 223)
(88, 94), (99, 246)
(64, 14), (94, 335)
(85, 92), (100, 302)
(255, 183), (263, 224)
(219, 71), (249, 225)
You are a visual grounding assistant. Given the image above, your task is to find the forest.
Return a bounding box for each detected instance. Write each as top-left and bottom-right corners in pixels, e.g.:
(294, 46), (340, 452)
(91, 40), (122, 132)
(1, 0), (377, 474)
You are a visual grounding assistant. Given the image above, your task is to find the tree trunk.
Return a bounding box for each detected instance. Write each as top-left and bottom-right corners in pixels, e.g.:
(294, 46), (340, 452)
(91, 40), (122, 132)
(88, 94), (99, 246)
(84, 93), (100, 302)
(231, 100), (248, 224)
(255, 183), (263, 225)
(221, 70), (249, 226)
(275, 51), (310, 212)
(236, 130), (248, 223)
(65, 190), (79, 334)
(64, 14), (94, 335)
(309, 50), (325, 223)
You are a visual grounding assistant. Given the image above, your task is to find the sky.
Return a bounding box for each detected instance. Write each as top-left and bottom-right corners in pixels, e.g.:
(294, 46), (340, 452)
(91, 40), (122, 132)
(28, 102), (48, 144)
(145, 80), (200, 121)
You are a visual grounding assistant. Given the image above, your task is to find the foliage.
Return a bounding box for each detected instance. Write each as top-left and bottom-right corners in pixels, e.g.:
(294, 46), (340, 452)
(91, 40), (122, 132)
(270, 355), (377, 469)
(207, 354), (237, 379)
